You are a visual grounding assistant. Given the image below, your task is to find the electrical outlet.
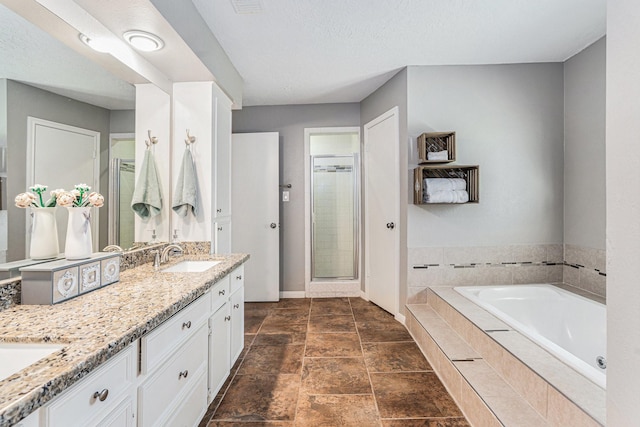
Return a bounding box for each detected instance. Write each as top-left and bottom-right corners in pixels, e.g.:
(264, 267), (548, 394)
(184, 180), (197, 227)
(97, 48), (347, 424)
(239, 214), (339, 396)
(282, 191), (290, 202)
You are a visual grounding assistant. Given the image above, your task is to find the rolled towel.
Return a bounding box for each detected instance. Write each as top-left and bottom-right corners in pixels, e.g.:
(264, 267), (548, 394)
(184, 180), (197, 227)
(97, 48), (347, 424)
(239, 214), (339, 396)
(427, 150), (448, 161)
(424, 178), (466, 194)
(131, 150), (163, 219)
(172, 148), (199, 217)
(424, 190), (469, 204)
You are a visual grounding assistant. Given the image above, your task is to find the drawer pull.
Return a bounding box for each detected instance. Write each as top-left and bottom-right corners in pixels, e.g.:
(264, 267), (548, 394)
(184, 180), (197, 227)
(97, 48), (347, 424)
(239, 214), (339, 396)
(92, 389), (109, 402)
(236, 275), (242, 280)
(218, 290), (226, 296)
(224, 316), (231, 321)
(182, 320), (192, 329)
(234, 303), (240, 309)
(179, 370), (189, 380)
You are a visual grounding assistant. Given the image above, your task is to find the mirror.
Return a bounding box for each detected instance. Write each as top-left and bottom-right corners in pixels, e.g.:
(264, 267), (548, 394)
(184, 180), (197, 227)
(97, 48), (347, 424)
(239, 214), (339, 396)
(0, 3), (166, 266)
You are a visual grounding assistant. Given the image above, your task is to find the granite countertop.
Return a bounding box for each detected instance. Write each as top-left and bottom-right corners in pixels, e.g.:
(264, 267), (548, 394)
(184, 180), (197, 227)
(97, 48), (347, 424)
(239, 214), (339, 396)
(0, 252), (249, 427)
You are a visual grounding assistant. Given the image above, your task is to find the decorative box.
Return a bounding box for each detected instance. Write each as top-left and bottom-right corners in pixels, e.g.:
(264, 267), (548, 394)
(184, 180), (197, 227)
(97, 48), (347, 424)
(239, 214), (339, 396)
(20, 252), (121, 305)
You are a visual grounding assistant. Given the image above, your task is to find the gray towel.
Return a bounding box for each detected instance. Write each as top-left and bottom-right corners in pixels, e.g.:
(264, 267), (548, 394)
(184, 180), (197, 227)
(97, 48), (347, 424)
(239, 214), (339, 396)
(172, 148), (199, 217)
(131, 150), (163, 219)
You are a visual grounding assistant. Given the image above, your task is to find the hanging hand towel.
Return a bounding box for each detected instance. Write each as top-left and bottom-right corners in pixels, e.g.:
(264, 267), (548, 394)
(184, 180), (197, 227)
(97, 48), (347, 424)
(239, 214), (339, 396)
(131, 150), (163, 219)
(172, 148), (199, 217)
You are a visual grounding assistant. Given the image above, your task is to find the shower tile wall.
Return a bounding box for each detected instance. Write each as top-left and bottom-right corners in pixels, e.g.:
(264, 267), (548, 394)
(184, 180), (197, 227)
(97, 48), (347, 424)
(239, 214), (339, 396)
(313, 170), (354, 278)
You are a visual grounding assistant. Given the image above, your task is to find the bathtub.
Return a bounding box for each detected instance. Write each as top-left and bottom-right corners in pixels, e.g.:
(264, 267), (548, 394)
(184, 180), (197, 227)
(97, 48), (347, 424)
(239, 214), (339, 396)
(454, 284), (606, 389)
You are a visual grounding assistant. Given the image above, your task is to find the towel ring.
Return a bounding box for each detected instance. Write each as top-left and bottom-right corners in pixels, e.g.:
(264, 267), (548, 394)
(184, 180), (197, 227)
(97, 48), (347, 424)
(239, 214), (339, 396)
(185, 129), (196, 146)
(145, 130), (158, 149)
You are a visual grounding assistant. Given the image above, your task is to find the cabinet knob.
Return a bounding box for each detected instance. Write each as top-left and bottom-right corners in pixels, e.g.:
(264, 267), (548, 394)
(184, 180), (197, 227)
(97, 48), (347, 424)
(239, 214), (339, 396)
(236, 275), (242, 280)
(233, 303), (240, 309)
(219, 289), (226, 296)
(270, 223), (277, 229)
(179, 370), (189, 380)
(218, 226), (223, 231)
(217, 208), (222, 213)
(224, 315), (231, 321)
(386, 222), (395, 229)
(182, 320), (191, 329)
(93, 389), (109, 402)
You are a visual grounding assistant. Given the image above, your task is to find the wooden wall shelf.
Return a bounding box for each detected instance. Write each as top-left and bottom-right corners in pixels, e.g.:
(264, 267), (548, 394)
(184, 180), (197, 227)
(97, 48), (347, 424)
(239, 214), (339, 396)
(413, 165), (479, 205)
(418, 132), (456, 163)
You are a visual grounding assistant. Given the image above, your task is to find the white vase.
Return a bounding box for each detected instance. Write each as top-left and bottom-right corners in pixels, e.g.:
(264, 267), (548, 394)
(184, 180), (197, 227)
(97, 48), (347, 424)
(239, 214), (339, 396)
(65, 207), (93, 260)
(29, 207), (59, 260)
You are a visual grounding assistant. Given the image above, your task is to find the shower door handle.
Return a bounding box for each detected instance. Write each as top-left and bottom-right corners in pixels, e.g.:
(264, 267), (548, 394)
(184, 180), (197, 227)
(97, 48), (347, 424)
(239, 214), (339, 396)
(386, 222), (395, 230)
(270, 223), (277, 229)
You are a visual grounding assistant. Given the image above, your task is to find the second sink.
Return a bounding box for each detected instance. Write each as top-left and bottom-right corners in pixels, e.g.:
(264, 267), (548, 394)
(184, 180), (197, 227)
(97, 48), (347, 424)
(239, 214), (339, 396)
(161, 260), (222, 273)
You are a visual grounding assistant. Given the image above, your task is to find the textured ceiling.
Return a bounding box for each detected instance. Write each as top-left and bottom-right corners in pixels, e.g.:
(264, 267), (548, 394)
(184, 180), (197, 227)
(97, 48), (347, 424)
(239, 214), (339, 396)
(194, 0), (606, 106)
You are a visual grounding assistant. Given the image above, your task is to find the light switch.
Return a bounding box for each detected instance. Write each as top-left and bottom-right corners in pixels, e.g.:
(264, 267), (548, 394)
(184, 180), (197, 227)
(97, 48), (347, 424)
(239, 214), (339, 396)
(282, 191), (290, 202)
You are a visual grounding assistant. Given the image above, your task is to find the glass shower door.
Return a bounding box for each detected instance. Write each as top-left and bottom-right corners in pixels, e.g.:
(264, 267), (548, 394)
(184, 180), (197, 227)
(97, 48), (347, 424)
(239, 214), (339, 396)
(311, 155), (358, 280)
(109, 159), (135, 249)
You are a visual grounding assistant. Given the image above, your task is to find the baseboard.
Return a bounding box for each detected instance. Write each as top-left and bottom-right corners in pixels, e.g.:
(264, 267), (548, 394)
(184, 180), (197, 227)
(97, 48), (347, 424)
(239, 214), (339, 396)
(395, 313), (406, 325)
(279, 291), (306, 299)
(359, 290), (369, 301)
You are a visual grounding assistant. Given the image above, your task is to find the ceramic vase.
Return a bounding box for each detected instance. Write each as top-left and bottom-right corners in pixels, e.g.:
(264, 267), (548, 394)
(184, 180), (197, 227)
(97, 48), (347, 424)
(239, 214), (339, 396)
(29, 207), (59, 260)
(64, 207), (92, 260)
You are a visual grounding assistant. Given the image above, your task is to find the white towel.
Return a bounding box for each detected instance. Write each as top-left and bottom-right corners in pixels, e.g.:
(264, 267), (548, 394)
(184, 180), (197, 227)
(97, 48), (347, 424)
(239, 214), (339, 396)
(172, 148), (199, 217)
(424, 190), (469, 204)
(131, 150), (163, 219)
(427, 150), (448, 161)
(424, 178), (466, 194)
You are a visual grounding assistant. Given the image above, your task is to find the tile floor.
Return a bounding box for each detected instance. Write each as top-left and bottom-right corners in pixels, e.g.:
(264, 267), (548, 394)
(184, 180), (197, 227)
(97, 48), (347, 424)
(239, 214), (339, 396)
(199, 297), (470, 426)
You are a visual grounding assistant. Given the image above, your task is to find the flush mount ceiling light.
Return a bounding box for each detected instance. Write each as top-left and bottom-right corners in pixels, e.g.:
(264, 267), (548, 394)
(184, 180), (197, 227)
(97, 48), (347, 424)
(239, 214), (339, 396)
(123, 30), (164, 52)
(79, 33), (115, 53)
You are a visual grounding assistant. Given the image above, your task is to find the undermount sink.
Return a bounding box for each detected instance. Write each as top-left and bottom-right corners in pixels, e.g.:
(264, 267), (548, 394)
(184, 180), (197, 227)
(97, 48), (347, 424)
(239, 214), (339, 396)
(161, 260), (222, 273)
(0, 343), (64, 382)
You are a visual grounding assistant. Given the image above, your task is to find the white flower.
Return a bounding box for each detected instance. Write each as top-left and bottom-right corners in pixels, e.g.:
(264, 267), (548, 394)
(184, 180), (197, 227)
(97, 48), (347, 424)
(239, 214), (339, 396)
(14, 192), (36, 208)
(56, 191), (76, 207)
(88, 192), (104, 208)
(29, 184), (47, 193)
(50, 188), (65, 197)
(74, 183), (91, 192)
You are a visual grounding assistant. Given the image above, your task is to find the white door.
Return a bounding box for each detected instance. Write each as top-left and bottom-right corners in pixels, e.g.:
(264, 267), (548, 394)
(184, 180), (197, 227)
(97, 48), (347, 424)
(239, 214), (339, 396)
(364, 107), (400, 315)
(27, 118), (100, 256)
(232, 132), (280, 301)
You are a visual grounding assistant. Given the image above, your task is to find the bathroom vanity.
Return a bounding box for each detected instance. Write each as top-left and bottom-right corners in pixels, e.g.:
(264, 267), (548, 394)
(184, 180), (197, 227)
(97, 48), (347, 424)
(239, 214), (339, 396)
(0, 253), (248, 427)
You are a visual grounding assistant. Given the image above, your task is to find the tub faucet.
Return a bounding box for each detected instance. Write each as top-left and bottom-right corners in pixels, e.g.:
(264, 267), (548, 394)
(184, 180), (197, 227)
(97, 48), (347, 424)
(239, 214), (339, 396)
(161, 244), (184, 263)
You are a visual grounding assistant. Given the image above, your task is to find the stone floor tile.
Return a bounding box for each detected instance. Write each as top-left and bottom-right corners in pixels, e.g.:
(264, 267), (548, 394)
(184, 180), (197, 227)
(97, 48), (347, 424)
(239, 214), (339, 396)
(305, 333), (362, 357)
(301, 357), (371, 394)
(363, 341), (432, 372)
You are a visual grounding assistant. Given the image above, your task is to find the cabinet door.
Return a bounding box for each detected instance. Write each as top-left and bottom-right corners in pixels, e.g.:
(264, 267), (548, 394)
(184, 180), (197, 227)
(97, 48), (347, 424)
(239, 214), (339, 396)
(230, 286), (245, 364)
(214, 218), (232, 254)
(214, 94), (232, 218)
(209, 303), (231, 402)
(95, 396), (135, 427)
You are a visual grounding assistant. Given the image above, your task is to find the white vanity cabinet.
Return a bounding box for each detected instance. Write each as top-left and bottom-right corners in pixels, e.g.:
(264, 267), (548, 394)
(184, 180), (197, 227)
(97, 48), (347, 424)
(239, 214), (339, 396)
(138, 296), (210, 427)
(212, 85), (233, 254)
(41, 343), (137, 427)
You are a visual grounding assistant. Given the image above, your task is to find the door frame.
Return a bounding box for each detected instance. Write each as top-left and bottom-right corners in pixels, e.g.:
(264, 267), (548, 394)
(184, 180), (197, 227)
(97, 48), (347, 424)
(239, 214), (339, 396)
(304, 127), (361, 298)
(363, 107), (400, 316)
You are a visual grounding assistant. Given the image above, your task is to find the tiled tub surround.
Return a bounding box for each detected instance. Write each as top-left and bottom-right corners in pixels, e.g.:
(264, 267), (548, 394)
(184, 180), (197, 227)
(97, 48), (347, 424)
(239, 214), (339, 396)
(563, 244), (606, 297)
(0, 252), (248, 426)
(408, 245), (565, 304)
(407, 244), (606, 303)
(406, 286), (605, 427)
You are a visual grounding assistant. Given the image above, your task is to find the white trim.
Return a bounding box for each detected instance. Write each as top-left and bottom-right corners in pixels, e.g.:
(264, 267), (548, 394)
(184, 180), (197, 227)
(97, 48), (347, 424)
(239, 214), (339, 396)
(280, 291), (306, 299)
(363, 106), (400, 317)
(360, 290), (369, 301)
(26, 117), (100, 256)
(395, 313), (406, 325)
(303, 126), (362, 297)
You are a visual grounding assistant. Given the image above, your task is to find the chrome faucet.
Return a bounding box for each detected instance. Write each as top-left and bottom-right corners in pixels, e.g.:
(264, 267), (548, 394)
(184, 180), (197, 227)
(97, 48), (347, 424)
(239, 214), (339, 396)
(160, 244), (184, 263)
(102, 244), (123, 253)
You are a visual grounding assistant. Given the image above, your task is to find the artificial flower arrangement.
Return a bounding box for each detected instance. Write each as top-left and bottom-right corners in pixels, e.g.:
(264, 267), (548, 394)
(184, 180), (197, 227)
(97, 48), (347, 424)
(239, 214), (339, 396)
(15, 184), (104, 209)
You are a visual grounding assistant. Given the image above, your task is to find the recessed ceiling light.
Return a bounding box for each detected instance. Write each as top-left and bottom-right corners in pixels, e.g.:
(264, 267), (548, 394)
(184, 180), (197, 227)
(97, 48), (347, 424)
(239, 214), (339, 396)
(79, 33), (115, 53)
(123, 30), (164, 52)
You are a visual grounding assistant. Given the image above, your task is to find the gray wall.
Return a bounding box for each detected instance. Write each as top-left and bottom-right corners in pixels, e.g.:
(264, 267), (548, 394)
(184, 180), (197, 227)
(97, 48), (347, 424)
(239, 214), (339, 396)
(564, 37), (606, 251)
(406, 64), (565, 247)
(360, 68), (409, 310)
(232, 103), (361, 292)
(110, 110), (135, 134)
(6, 80), (111, 260)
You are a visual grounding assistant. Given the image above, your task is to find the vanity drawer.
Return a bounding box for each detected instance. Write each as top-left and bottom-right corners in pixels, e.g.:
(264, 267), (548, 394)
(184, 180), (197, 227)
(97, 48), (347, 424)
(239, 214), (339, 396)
(230, 265), (244, 293)
(44, 344), (135, 426)
(138, 324), (208, 427)
(164, 365), (208, 427)
(141, 295), (210, 373)
(211, 275), (230, 312)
